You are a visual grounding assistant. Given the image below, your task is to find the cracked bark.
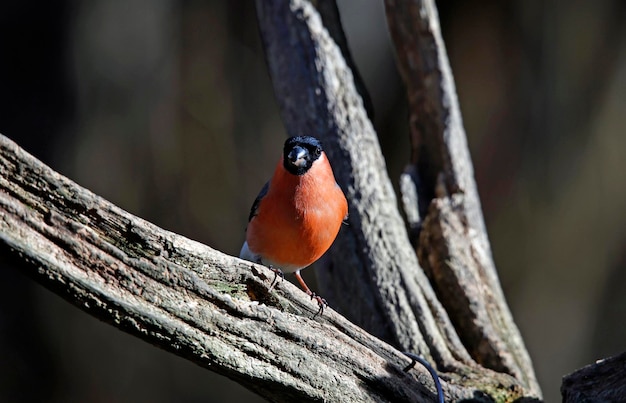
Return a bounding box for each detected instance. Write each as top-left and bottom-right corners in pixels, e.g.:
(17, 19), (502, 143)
(383, 0), (540, 395)
(0, 133), (444, 402)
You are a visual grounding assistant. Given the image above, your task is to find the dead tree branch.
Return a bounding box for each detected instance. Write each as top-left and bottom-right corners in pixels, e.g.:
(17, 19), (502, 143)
(384, 0), (541, 395)
(0, 133), (450, 402)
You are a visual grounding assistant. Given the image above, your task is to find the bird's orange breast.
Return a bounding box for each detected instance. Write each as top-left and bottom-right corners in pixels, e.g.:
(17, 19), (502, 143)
(246, 154), (347, 272)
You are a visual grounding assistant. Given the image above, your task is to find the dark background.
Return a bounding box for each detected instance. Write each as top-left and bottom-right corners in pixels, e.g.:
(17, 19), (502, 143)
(1, 1), (625, 402)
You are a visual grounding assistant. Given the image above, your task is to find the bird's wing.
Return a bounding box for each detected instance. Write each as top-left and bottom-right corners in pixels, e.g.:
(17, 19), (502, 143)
(248, 181), (269, 222)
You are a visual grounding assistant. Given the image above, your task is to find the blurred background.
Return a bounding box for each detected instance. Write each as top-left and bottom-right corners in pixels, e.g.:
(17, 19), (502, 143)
(1, 1), (625, 402)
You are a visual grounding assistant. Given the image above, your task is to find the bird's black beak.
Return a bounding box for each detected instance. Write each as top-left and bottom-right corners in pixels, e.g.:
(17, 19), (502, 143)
(287, 145), (308, 168)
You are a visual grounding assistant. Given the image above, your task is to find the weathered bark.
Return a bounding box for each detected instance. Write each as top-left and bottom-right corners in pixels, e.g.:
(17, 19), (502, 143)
(257, 0), (540, 400)
(0, 133), (452, 402)
(384, 0), (541, 396)
(561, 352), (626, 402)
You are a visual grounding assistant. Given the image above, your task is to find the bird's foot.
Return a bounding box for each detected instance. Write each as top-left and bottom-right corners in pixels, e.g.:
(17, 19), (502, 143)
(308, 292), (328, 318)
(267, 265), (284, 292)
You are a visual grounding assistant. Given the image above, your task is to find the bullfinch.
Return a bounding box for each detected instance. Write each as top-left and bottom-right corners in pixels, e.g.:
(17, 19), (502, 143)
(240, 136), (348, 314)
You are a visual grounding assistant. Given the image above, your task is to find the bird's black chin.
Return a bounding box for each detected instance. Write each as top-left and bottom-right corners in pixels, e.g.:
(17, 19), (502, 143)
(282, 136), (323, 175)
(284, 159), (311, 176)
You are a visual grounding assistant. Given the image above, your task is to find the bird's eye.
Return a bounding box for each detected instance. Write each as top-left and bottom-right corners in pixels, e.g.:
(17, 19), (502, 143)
(314, 146), (322, 158)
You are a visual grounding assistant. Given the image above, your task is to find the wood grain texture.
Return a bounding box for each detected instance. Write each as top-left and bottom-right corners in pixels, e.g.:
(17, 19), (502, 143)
(0, 133), (448, 402)
(384, 0), (541, 396)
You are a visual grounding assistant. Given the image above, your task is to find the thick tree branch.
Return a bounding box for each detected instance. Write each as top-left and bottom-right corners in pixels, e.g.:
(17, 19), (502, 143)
(0, 133), (457, 402)
(384, 0), (541, 396)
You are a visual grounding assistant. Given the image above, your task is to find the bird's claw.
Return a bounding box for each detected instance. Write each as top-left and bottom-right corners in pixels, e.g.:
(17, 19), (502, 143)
(267, 265), (284, 292)
(309, 292), (328, 318)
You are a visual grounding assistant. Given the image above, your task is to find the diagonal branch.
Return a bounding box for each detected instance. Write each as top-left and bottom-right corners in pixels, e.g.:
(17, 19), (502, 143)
(0, 133), (451, 402)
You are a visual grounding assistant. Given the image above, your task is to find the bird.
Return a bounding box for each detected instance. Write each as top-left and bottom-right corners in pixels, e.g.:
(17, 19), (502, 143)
(240, 136), (348, 315)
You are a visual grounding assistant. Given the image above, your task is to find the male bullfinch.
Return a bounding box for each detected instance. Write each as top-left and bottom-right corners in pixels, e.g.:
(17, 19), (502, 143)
(240, 136), (348, 314)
